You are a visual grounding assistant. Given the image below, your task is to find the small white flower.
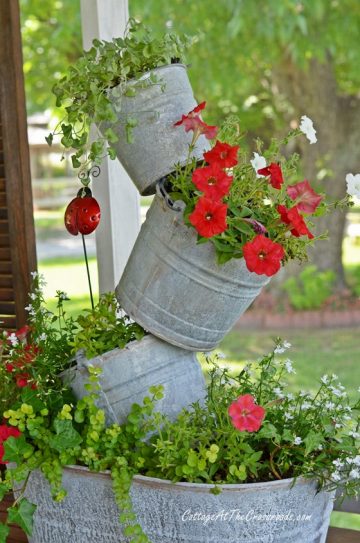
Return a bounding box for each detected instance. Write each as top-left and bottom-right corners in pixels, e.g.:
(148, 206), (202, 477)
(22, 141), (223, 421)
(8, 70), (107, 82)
(29, 293), (37, 300)
(294, 436), (302, 445)
(273, 387), (285, 399)
(274, 340), (291, 354)
(8, 333), (18, 346)
(321, 375), (329, 385)
(317, 444), (323, 451)
(299, 115), (317, 144)
(25, 304), (33, 312)
(301, 402), (312, 410)
(352, 455), (360, 466)
(284, 412), (294, 420)
(250, 152), (266, 178)
(325, 401), (335, 410)
(216, 351), (226, 360)
(331, 374), (338, 380)
(349, 468), (360, 480)
(335, 423), (343, 429)
(39, 333), (47, 341)
(30, 271), (38, 278)
(331, 471), (341, 482)
(59, 292), (68, 300)
(285, 359), (296, 374)
(346, 173), (360, 199)
(333, 459), (344, 468)
(287, 393), (295, 400)
(349, 431), (360, 439)
(343, 415), (352, 421)
(300, 391), (308, 397)
(331, 387), (343, 398)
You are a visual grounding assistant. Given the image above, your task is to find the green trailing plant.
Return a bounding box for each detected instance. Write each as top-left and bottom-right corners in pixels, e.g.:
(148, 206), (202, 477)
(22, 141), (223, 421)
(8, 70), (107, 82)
(47, 18), (193, 174)
(70, 292), (145, 359)
(282, 265), (336, 310)
(0, 342), (358, 542)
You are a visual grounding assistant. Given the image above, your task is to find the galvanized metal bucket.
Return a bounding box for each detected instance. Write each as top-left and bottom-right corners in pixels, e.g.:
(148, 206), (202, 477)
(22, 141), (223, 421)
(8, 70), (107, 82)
(61, 334), (206, 425)
(116, 196), (271, 351)
(22, 467), (334, 543)
(107, 64), (210, 195)
(131, 475), (335, 543)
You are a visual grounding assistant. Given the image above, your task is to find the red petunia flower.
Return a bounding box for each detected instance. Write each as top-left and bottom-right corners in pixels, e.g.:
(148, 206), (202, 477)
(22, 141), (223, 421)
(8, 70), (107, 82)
(189, 197), (228, 238)
(286, 180), (323, 214)
(174, 102), (206, 126)
(15, 325), (31, 341)
(15, 372), (35, 388)
(192, 164), (233, 200)
(174, 102), (218, 140)
(277, 205), (314, 239)
(203, 141), (239, 168)
(257, 163), (284, 189)
(243, 235), (285, 276)
(0, 424), (21, 464)
(228, 394), (265, 432)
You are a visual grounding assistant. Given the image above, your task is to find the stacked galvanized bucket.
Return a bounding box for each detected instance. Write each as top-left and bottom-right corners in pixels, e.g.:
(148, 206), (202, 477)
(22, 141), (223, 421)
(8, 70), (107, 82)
(26, 64), (334, 543)
(67, 63), (269, 425)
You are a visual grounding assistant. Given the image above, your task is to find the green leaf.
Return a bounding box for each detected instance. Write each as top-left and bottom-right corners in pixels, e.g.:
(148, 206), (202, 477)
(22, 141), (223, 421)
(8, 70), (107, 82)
(0, 483), (9, 501)
(257, 423), (279, 440)
(71, 155), (82, 169)
(49, 419), (82, 452)
(21, 389), (46, 413)
(0, 523), (9, 543)
(45, 133), (53, 146)
(7, 498), (36, 536)
(3, 436), (33, 464)
(304, 431), (323, 456)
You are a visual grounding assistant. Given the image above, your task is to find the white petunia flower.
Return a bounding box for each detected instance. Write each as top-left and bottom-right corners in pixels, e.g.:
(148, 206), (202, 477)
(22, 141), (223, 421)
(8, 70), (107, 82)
(8, 333), (18, 346)
(299, 115), (317, 144)
(349, 469), (360, 480)
(250, 152), (266, 178)
(346, 173), (360, 199)
(284, 359), (296, 374)
(294, 436), (302, 445)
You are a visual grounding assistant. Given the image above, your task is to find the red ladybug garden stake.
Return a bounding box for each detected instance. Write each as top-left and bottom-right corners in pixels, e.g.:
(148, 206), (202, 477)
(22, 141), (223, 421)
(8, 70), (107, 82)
(64, 187), (101, 309)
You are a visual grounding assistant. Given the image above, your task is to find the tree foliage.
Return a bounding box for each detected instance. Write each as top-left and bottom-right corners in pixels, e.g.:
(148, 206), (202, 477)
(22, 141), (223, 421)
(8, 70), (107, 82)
(20, 0), (82, 114)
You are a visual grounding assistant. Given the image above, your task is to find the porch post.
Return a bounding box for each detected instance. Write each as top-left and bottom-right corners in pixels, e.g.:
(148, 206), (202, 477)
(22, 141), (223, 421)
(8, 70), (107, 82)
(80, 0), (140, 294)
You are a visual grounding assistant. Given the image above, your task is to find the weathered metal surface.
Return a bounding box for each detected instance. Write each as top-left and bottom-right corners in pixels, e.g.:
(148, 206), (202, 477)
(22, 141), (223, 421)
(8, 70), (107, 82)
(116, 196), (270, 351)
(131, 475), (335, 543)
(22, 467), (126, 543)
(107, 64), (210, 195)
(21, 468), (334, 543)
(62, 334), (206, 425)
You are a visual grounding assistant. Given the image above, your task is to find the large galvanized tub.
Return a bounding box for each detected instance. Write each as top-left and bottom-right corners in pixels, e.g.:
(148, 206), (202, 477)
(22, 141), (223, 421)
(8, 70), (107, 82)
(107, 64), (210, 195)
(21, 467), (334, 543)
(62, 334), (206, 425)
(116, 196), (270, 351)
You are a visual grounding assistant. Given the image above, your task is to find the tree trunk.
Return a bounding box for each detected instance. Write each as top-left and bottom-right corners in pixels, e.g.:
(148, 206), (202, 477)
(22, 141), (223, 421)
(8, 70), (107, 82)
(272, 54), (360, 289)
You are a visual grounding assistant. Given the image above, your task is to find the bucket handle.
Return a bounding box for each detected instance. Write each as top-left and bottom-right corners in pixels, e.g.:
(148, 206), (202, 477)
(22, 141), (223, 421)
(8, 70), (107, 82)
(156, 177), (183, 213)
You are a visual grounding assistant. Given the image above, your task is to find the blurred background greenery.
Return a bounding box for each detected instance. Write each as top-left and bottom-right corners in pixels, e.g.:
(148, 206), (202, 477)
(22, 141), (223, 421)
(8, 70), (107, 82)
(19, 1), (359, 529)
